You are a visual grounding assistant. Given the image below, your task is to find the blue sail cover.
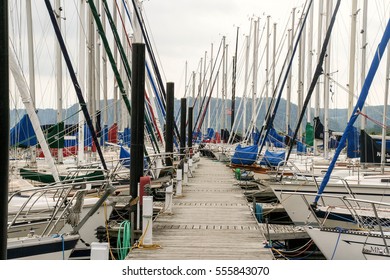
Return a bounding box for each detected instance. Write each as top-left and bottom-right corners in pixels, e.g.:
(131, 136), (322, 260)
(204, 128), (214, 141)
(10, 114), (37, 147)
(315, 19), (390, 204)
(123, 127), (131, 147)
(297, 141), (306, 154)
(347, 126), (360, 158)
(267, 127), (285, 148)
(83, 123), (93, 147)
(259, 150), (285, 167)
(231, 144), (258, 165)
(119, 146), (148, 170)
(100, 125), (109, 146)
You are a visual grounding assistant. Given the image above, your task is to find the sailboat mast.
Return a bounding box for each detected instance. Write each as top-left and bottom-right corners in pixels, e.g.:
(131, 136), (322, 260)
(112, 0), (119, 126)
(231, 26), (239, 132)
(101, 0), (108, 143)
(323, 0), (333, 159)
(286, 8), (295, 135)
(252, 19), (259, 143)
(360, 0), (368, 130)
(306, 5), (314, 123)
(78, 0), (86, 164)
(272, 22), (277, 109)
(348, 0), (358, 119)
(0, 0), (9, 259)
(221, 36), (226, 137)
(26, 1), (37, 164)
(243, 35), (249, 133)
(381, 45), (390, 173)
(298, 11), (306, 141)
(314, 0), (324, 155)
(55, 0), (64, 164)
(266, 16), (270, 112)
(208, 43), (213, 129)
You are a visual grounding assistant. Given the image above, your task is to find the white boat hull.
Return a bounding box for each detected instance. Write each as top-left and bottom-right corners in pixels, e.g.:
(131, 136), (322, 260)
(270, 179), (390, 226)
(306, 227), (390, 260)
(7, 234), (79, 260)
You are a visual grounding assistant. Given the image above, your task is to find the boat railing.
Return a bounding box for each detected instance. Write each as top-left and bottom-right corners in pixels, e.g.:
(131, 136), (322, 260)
(8, 178), (110, 235)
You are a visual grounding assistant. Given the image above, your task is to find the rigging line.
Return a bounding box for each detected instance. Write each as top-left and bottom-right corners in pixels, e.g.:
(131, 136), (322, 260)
(315, 18), (390, 205)
(113, 1), (164, 145)
(192, 39), (224, 131)
(285, 0), (341, 165)
(44, 0), (107, 171)
(258, 0), (312, 155)
(174, 59), (203, 123)
(130, 0), (166, 105)
(96, 1), (158, 155)
(243, 20), (290, 143)
(195, 52), (225, 133)
(129, 0), (182, 143)
(116, 2), (167, 139)
(356, 110), (388, 129)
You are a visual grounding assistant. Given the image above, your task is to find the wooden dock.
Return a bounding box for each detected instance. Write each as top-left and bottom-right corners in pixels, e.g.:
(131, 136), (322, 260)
(126, 156), (274, 260)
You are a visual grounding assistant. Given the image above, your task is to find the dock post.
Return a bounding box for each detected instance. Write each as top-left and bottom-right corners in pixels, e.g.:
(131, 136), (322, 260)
(155, 157), (163, 178)
(165, 82), (174, 167)
(183, 162), (189, 185)
(188, 158), (194, 176)
(176, 168), (183, 196)
(142, 196), (153, 246)
(164, 180), (174, 214)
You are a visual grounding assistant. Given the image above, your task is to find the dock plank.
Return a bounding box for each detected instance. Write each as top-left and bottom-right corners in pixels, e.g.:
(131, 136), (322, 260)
(126, 157), (274, 260)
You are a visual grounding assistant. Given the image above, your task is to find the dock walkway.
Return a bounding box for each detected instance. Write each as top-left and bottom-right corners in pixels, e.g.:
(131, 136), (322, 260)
(126, 157), (274, 260)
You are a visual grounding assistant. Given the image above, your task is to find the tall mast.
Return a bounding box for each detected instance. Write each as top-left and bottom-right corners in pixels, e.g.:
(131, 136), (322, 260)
(208, 43), (213, 129)
(323, 0), (332, 159)
(55, 0), (63, 163)
(231, 26), (239, 132)
(198, 57), (203, 132)
(252, 19), (259, 143)
(298, 11), (306, 140)
(221, 36), (226, 136)
(272, 22), (277, 107)
(306, 5), (314, 123)
(95, 0), (101, 145)
(360, 0), (368, 130)
(101, 0), (108, 141)
(266, 16), (270, 111)
(87, 2), (95, 159)
(78, 0), (86, 163)
(113, 0), (119, 127)
(348, 0), (358, 118)
(0, 0), (8, 259)
(314, 0), (324, 155)
(381, 45), (390, 173)
(243, 35), (250, 134)
(286, 8), (295, 134)
(26, 1), (36, 164)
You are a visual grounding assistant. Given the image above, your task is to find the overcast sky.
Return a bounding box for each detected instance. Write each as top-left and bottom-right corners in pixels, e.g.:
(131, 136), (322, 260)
(141, 0), (389, 109)
(142, 0), (306, 95)
(9, 0), (390, 112)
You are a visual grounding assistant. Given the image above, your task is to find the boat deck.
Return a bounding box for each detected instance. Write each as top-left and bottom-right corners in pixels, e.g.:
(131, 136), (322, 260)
(126, 156), (274, 260)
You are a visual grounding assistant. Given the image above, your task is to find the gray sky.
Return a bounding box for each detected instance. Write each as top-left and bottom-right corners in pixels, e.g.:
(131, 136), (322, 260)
(141, 0), (390, 110)
(9, 0), (390, 112)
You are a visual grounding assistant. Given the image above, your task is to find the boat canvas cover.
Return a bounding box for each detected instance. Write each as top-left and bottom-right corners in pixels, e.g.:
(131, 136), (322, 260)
(267, 127), (285, 148)
(360, 129), (390, 164)
(347, 126), (360, 158)
(305, 123), (314, 146)
(231, 144), (258, 166)
(259, 150), (285, 167)
(10, 114), (37, 148)
(119, 146), (148, 170)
